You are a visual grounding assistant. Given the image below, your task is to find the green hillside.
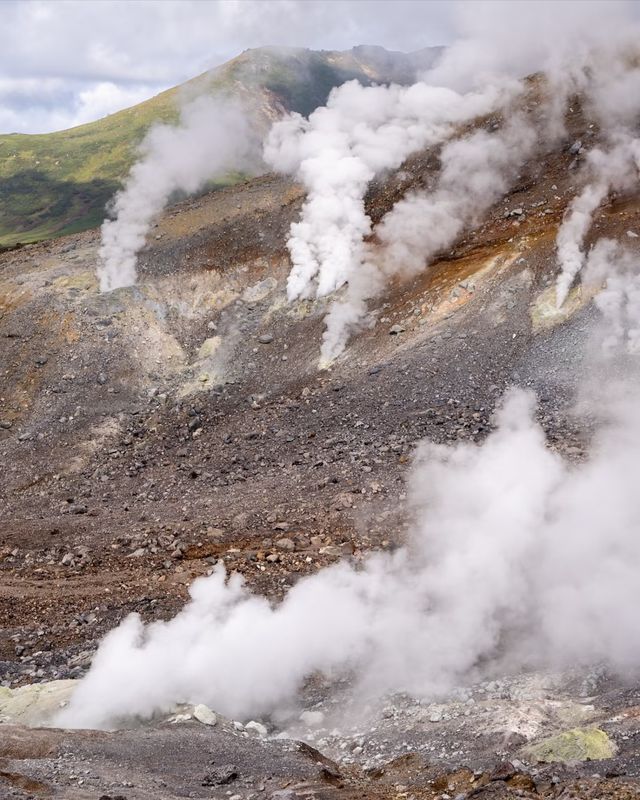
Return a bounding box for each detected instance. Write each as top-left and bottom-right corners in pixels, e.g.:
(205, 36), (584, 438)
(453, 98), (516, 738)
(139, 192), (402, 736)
(0, 45), (440, 247)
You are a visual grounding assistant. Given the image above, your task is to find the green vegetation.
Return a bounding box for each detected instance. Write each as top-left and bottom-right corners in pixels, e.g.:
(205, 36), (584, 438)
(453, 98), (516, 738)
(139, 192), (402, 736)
(0, 45), (433, 246)
(0, 84), (180, 245)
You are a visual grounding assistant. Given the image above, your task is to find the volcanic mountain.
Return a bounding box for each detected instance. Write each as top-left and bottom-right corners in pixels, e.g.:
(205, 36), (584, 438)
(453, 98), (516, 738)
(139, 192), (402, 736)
(1, 42), (640, 800)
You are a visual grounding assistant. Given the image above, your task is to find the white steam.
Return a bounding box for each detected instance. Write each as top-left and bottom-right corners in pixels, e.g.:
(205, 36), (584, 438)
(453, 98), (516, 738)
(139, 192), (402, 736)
(555, 134), (640, 307)
(263, 79), (512, 302)
(57, 391), (640, 729)
(264, 78), (530, 364)
(553, 38), (640, 306)
(98, 95), (256, 292)
(583, 239), (640, 354)
(62, 0), (640, 734)
(320, 113), (537, 361)
(58, 241), (640, 729)
(262, 2), (640, 360)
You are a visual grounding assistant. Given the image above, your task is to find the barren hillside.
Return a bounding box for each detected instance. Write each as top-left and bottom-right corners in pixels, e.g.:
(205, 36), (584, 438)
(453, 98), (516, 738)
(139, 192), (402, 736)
(1, 77), (640, 798)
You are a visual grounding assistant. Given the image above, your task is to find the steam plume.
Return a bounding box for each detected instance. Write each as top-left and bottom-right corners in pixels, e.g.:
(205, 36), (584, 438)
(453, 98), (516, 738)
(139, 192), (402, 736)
(263, 79), (512, 303)
(63, 1), (640, 734)
(552, 36), (640, 306)
(425, 0), (638, 94)
(320, 112), (537, 361)
(98, 96), (256, 292)
(555, 135), (640, 307)
(583, 239), (640, 354)
(57, 243), (640, 729)
(263, 2), (640, 359)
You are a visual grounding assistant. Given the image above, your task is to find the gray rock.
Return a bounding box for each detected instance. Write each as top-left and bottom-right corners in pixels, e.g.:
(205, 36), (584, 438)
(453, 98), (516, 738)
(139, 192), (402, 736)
(389, 324), (406, 335)
(569, 139), (583, 155)
(258, 333), (274, 344)
(320, 544), (351, 557)
(202, 764), (238, 786)
(276, 537), (295, 552)
(245, 720), (268, 737)
(232, 512), (250, 530)
(243, 277), (277, 303)
(192, 703), (217, 726)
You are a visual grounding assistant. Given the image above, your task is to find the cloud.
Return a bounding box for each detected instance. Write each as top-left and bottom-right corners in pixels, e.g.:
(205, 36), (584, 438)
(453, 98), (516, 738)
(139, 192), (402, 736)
(1, 0), (455, 133)
(0, 79), (158, 134)
(7, 1), (640, 133)
(73, 83), (158, 126)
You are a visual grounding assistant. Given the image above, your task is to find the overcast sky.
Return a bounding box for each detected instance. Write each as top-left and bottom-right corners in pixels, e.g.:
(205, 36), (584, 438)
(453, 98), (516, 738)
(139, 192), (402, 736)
(5, 0), (639, 136)
(1, 0), (456, 134)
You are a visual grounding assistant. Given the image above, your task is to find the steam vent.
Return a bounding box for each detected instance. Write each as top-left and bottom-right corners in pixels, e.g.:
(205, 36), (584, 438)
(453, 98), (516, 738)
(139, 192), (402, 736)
(3, 2), (640, 798)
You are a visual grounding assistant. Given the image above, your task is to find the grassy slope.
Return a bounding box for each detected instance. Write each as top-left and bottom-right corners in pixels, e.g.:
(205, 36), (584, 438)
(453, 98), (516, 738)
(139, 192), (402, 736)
(0, 45), (439, 247)
(0, 83), (180, 245)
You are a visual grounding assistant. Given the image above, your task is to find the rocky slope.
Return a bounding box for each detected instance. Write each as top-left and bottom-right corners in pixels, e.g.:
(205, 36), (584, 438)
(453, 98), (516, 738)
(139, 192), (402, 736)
(1, 92), (640, 798)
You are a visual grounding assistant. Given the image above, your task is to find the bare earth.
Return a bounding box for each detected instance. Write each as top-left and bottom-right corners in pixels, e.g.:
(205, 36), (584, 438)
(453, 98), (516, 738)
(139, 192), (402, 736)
(2, 98), (640, 798)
